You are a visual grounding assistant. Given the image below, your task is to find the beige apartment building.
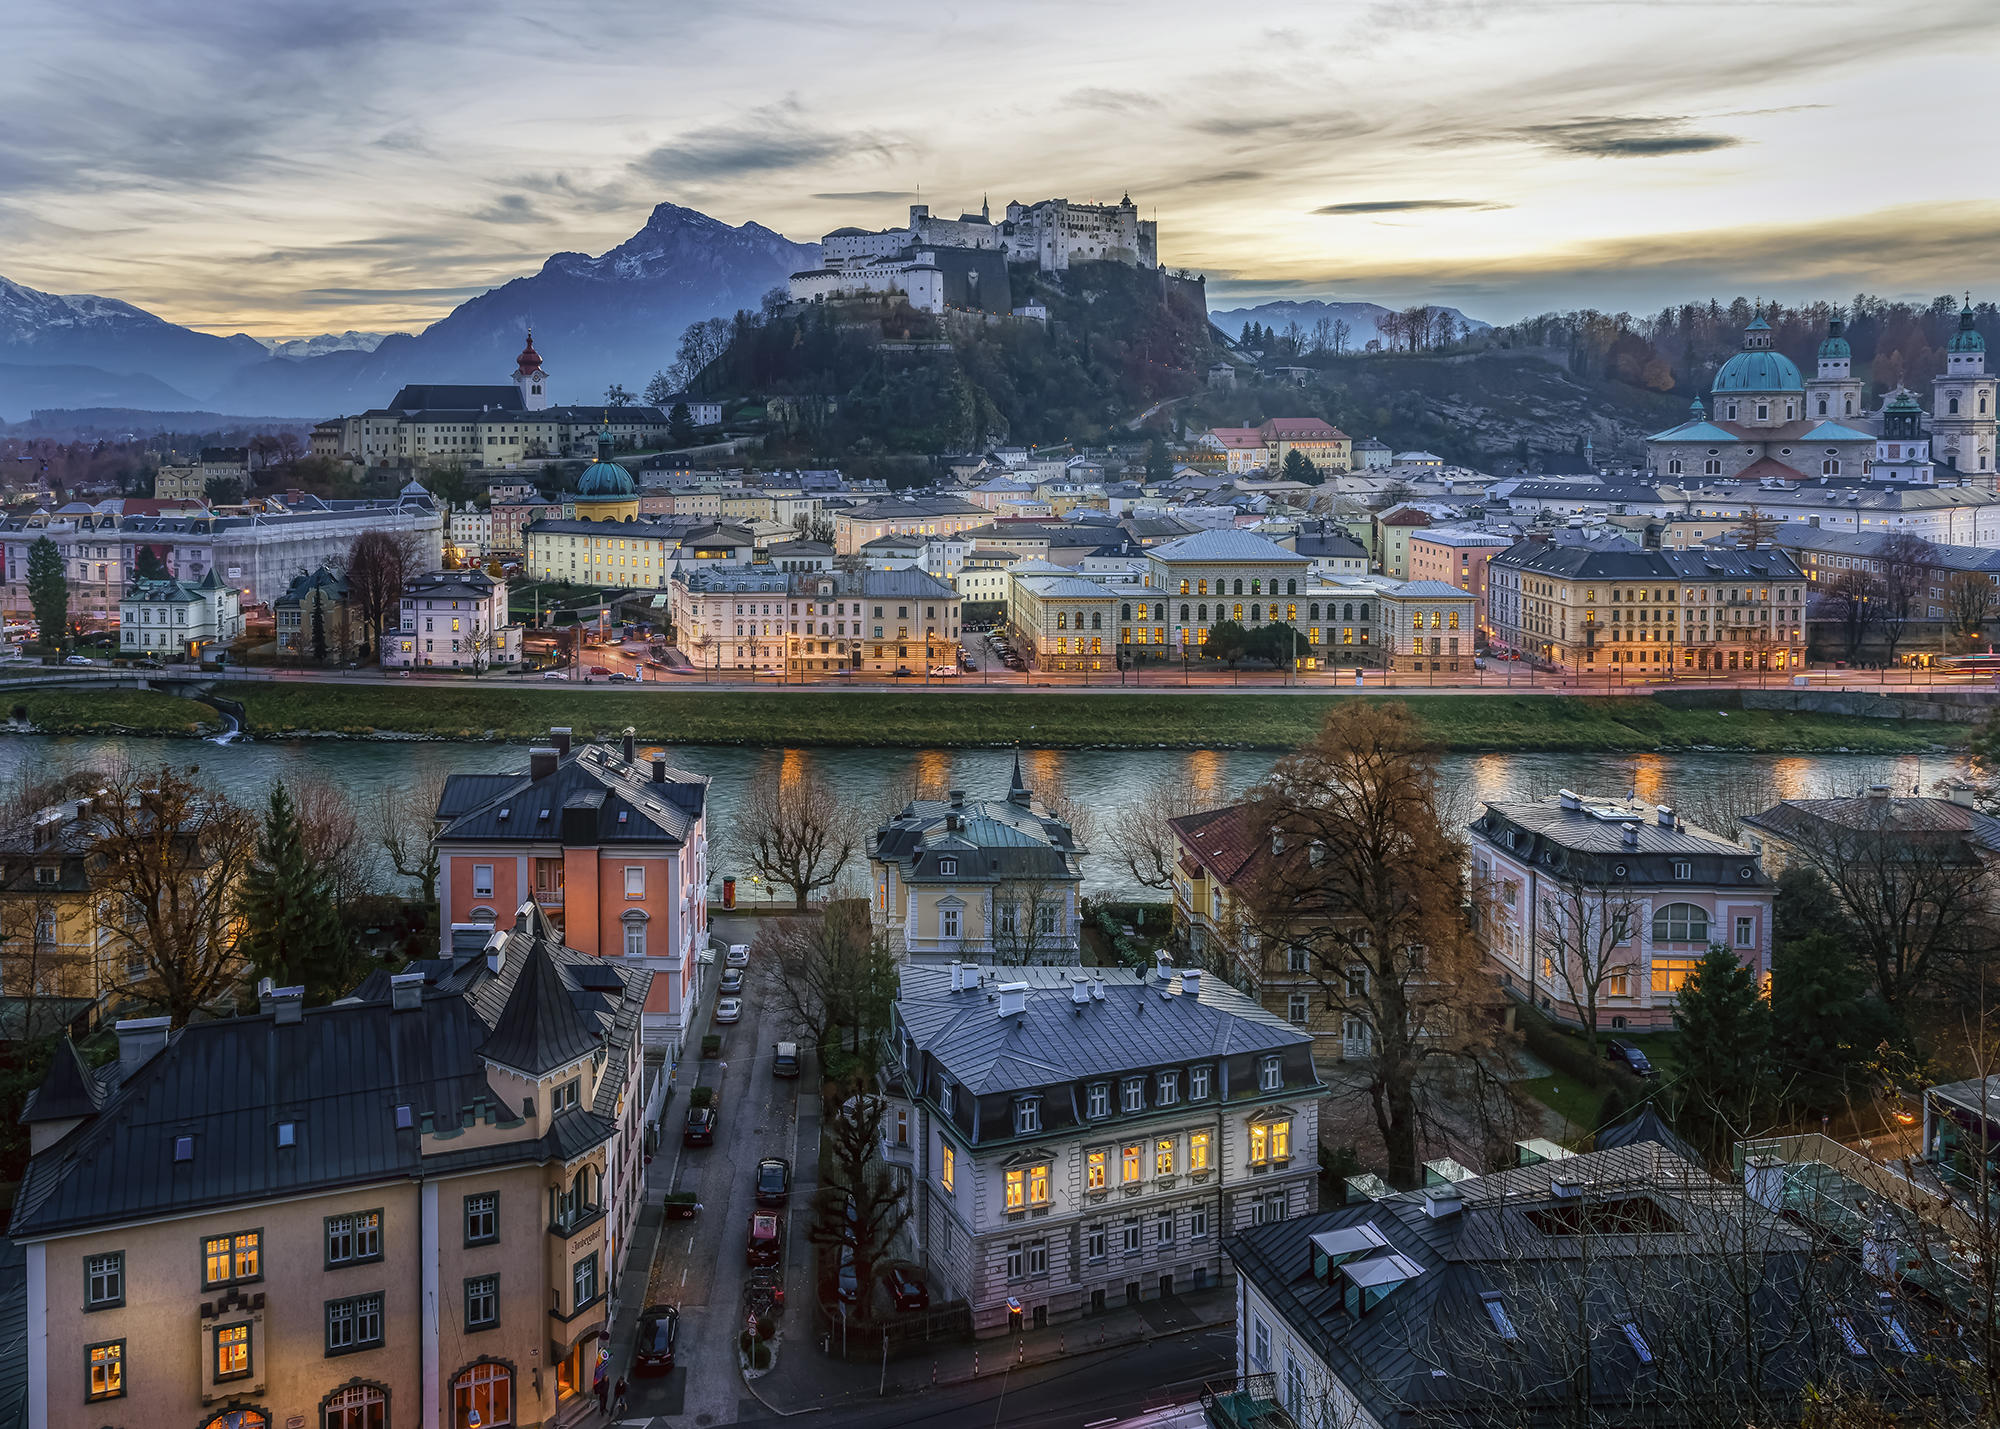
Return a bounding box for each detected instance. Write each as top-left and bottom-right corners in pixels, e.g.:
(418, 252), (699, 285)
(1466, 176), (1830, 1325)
(153, 466), (207, 502)
(833, 495), (988, 555)
(12, 913), (653, 1429)
(671, 565), (961, 675)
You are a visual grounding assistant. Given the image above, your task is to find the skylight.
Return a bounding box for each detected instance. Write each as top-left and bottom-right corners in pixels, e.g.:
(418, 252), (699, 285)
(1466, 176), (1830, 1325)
(1620, 1322), (1653, 1364)
(394, 1104), (414, 1130)
(173, 1135), (193, 1162)
(276, 1122), (296, 1148)
(1481, 1292), (1518, 1341)
(1310, 1223), (1389, 1275)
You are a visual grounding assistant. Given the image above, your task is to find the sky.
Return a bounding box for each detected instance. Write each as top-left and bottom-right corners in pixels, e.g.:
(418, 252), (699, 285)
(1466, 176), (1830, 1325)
(6, 0), (1997, 339)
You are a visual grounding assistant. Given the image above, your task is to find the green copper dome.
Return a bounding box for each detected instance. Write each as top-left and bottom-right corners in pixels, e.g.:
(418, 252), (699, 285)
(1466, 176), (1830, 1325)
(1948, 302), (1985, 354)
(1714, 349), (1803, 394)
(575, 417), (636, 498)
(1817, 316), (1850, 361)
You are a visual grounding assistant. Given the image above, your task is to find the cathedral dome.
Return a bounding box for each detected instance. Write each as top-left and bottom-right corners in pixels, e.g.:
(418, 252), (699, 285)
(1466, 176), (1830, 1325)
(1713, 349), (1803, 394)
(1948, 303), (1985, 354)
(577, 458), (636, 498)
(1817, 316), (1850, 361)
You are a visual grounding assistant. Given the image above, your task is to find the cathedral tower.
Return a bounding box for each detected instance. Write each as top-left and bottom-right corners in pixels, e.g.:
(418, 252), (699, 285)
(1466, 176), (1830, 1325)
(1805, 313), (1864, 423)
(514, 331), (549, 412)
(1932, 300), (1996, 480)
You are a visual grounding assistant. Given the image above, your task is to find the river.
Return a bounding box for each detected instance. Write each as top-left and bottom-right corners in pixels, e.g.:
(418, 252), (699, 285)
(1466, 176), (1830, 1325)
(0, 737), (1969, 902)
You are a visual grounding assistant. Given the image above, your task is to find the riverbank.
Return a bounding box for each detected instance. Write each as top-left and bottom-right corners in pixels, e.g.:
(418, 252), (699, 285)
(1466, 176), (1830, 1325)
(6, 684), (1976, 753)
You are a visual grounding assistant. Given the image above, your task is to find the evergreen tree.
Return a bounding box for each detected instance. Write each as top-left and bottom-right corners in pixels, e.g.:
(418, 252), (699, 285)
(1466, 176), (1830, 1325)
(309, 589), (328, 663)
(133, 545), (169, 581)
(26, 537), (67, 653)
(1771, 931), (1897, 1114)
(1671, 945), (1771, 1157)
(1282, 449), (1320, 485)
(1239, 321), (1253, 346)
(1145, 434), (1173, 483)
(235, 781), (351, 1003)
(668, 401), (696, 447)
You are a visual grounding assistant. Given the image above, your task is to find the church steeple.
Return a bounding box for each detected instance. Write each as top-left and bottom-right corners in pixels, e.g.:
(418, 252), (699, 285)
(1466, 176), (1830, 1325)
(513, 330), (549, 411)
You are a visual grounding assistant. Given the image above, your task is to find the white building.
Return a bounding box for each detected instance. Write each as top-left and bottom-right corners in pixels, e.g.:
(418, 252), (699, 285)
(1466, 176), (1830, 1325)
(886, 959), (1320, 1337)
(447, 504), (492, 559)
(381, 568), (522, 672)
(117, 570), (243, 659)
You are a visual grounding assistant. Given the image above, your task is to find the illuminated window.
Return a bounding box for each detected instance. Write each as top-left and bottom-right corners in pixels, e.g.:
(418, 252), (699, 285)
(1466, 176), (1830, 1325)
(1122, 1144), (1142, 1183)
(1029, 1163), (1050, 1205)
(87, 1341), (124, 1401)
(215, 1322), (251, 1380)
(1155, 1138), (1175, 1176)
(1005, 1168), (1026, 1211)
(203, 1230), (261, 1288)
(1250, 1118), (1293, 1166)
(1087, 1149), (1108, 1190)
(1190, 1130), (1211, 1172)
(1651, 957), (1702, 994)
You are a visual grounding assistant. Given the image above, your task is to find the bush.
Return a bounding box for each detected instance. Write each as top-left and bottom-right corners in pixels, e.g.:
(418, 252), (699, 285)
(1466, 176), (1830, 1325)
(1318, 1143), (1362, 1182)
(701, 1033), (721, 1059)
(688, 1085), (715, 1108)
(1517, 1006), (1644, 1101)
(755, 1316), (775, 1342)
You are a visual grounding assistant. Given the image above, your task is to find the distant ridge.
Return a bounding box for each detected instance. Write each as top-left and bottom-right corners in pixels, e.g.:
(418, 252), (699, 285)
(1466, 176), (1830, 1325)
(1210, 297), (1491, 347)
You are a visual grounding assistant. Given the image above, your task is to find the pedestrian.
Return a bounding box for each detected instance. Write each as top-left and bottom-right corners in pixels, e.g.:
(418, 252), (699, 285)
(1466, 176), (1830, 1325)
(614, 1375), (629, 1417)
(593, 1356), (609, 1414)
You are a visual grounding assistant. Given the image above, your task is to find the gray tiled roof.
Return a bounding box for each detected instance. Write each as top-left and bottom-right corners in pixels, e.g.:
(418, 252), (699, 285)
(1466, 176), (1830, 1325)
(477, 937), (605, 1076)
(1147, 529), (1308, 564)
(897, 963), (1306, 1095)
(1474, 796), (1765, 886)
(871, 790), (1080, 888)
(436, 740), (707, 847)
(20, 1040), (103, 1123)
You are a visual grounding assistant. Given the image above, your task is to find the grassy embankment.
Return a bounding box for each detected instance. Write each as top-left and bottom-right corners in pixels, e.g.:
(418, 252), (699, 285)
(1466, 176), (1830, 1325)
(8, 684), (1972, 753)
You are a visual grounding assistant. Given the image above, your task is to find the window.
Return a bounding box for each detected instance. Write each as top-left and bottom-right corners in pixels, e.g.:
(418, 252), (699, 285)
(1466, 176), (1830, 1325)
(465, 1274), (499, 1329)
(325, 1293), (383, 1355)
(1735, 915), (1754, 947)
(1086, 1224), (1107, 1260)
(1251, 1314), (1271, 1367)
(1287, 992), (1309, 1024)
(1250, 1118), (1292, 1167)
(1004, 1168), (1027, 1210)
(1122, 1218), (1142, 1253)
(216, 1320), (252, 1379)
(572, 1252), (599, 1310)
(1286, 944), (1310, 972)
(940, 1144), (955, 1191)
(1087, 1149), (1108, 1191)
(624, 866), (644, 898)
(1087, 1082), (1110, 1118)
(1622, 1321), (1654, 1364)
(1028, 1240), (1048, 1276)
(1259, 1055), (1282, 1091)
(624, 922), (646, 957)
(323, 1382), (387, 1429)
(203, 1229), (261, 1288)
(1015, 1098), (1040, 1134)
(1189, 1129), (1212, 1174)
(1157, 1070), (1178, 1105)
(1006, 1242), (1024, 1279)
(1122, 1144), (1142, 1184)
(1122, 1077), (1145, 1112)
(1671, 860), (1692, 881)
(464, 1192), (498, 1245)
(1482, 1292), (1518, 1341)
(1155, 1138), (1175, 1176)
(325, 1210), (383, 1267)
(87, 1340), (124, 1401)
(1346, 966), (1368, 998)
(453, 1362), (511, 1429)
(1652, 903), (1709, 943)
(85, 1252), (123, 1309)
(1834, 1315), (1868, 1357)
(1189, 1066), (1211, 1101)
(551, 1079), (580, 1114)
(938, 857), (958, 876)
(939, 906), (961, 939)
(940, 1083), (954, 1116)
(472, 863), (494, 897)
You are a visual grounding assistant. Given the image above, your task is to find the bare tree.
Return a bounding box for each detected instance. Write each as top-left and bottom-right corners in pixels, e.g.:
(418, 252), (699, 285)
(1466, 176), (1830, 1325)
(375, 767), (451, 907)
(810, 1082), (914, 1325)
(1529, 865), (1646, 1059)
(290, 775), (366, 908)
(1822, 567), (1880, 661)
(1107, 781), (1218, 893)
(1241, 702), (1515, 1185)
(1948, 568), (1994, 638)
(1731, 505), (1782, 546)
(346, 528), (422, 658)
(987, 878), (1075, 966)
(1876, 532), (1937, 664)
(740, 756), (865, 910)
(755, 900), (897, 1063)
(1331, 317), (1352, 356)
(88, 765), (259, 1027)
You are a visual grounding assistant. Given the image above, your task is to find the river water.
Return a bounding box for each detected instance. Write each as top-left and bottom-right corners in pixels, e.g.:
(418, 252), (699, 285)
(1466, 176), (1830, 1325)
(0, 736), (1968, 902)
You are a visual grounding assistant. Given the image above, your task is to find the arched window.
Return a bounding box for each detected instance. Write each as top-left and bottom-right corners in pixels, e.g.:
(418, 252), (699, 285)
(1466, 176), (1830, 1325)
(1197, 579), (1208, 596)
(1359, 604), (1370, 621)
(1817, 397), (1827, 415)
(1310, 603), (1321, 620)
(1233, 603), (1244, 621)
(1950, 398), (1961, 415)
(1234, 580), (1244, 596)
(1982, 395), (1990, 415)
(1704, 459), (1722, 476)
(1668, 459), (1682, 475)
(1179, 579), (1190, 595)
(323, 1382), (388, 1429)
(1343, 603), (1353, 620)
(1287, 579), (1297, 596)
(1090, 612), (1102, 630)
(1651, 903), (1709, 944)
(1250, 604), (1261, 622)
(1822, 459), (1839, 476)
(820, 622), (829, 635)
(1154, 603), (1165, 621)
(453, 1361), (512, 1429)
(1120, 603), (1131, 621)
(1056, 612), (1067, 630)
(1251, 579), (1262, 595)
(203, 1414), (271, 1429)
(1180, 604), (1190, 620)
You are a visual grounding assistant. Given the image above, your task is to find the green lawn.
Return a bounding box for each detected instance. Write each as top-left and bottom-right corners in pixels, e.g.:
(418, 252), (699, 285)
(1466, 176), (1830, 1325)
(212, 686), (1969, 752)
(1517, 1075), (1611, 1141)
(10, 688), (218, 736)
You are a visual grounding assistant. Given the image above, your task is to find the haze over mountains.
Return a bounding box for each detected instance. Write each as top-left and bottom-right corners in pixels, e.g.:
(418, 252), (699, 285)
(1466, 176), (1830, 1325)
(1, 202), (1491, 425)
(1209, 299), (1491, 348)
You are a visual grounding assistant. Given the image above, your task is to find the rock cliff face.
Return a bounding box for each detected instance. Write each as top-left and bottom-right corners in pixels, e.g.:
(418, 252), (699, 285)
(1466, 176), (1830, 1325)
(3, 204), (820, 419)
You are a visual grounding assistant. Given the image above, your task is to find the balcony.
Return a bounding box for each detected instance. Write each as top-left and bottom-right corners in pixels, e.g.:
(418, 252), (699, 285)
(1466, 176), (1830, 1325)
(534, 886), (565, 908)
(1202, 1375), (1298, 1429)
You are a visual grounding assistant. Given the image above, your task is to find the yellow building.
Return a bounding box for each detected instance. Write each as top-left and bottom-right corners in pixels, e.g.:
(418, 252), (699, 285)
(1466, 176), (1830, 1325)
(152, 466), (206, 502)
(0, 798), (109, 1022)
(12, 912), (655, 1429)
(833, 495), (988, 555)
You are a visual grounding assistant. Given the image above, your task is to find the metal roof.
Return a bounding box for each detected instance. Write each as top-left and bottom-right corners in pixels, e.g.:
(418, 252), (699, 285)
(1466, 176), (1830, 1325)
(436, 740), (707, 848)
(1146, 529), (1308, 564)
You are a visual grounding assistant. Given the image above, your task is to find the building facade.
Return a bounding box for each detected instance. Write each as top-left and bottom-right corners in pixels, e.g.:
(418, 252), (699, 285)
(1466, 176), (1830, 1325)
(670, 566), (961, 675)
(833, 496), (988, 556)
(116, 571), (243, 660)
(382, 569), (521, 672)
(434, 730), (710, 1051)
(1469, 791), (1773, 1030)
(1406, 529), (1513, 635)
(273, 567), (356, 662)
(885, 959), (1319, 1337)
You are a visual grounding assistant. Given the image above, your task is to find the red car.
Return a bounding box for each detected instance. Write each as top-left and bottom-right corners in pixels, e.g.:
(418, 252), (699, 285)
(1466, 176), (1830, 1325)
(747, 1212), (781, 1267)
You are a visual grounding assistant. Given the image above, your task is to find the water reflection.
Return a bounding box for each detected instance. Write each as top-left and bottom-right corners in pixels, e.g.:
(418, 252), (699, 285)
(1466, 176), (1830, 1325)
(0, 736), (1970, 902)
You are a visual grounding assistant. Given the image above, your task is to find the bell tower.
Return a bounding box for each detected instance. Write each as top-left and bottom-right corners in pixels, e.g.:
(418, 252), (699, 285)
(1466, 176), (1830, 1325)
(513, 330), (549, 412)
(1932, 298), (1996, 481)
(1804, 313), (1864, 424)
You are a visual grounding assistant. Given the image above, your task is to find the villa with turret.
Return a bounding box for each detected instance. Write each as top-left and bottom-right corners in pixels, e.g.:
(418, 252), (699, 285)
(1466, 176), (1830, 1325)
(311, 334), (674, 468)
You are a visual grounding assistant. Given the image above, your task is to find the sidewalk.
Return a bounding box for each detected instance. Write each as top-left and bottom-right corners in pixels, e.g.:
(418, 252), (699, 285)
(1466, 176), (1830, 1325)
(746, 1283), (1237, 1416)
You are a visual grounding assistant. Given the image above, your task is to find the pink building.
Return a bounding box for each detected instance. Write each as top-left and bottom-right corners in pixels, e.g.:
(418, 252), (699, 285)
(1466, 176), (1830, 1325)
(434, 727), (710, 1054)
(1406, 529), (1514, 636)
(1469, 791), (1772, 1031)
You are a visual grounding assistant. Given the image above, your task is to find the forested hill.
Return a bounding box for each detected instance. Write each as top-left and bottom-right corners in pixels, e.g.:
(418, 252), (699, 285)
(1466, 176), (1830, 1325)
(692, 262), (1216, 454)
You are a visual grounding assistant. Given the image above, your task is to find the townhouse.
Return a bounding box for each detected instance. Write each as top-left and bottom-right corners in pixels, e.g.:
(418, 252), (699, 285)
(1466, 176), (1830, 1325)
(116, 571), (243, 661)
(381, 568), (522, 672)
(669, 566), (961, 676)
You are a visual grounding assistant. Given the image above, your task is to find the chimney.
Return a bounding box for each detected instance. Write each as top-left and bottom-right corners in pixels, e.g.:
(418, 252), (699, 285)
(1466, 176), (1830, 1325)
(270, 984), (305, 1025)
(1071, 975), (1090, 1005)
(1550, 1175), (1588, 1199)
(115, 1016), (170, 1079)
(1655, 804), (1674, 828)
(621, 728), (636, 764)
(949, 789), (965, 808)
(1154, 950), (1174, 984)
(996, 981), (1028, 1017)
(651, 753), (667, 784)
(1091, 976), (1105, 1001)
(1950, 783), (1978, 809)
(550, 726), (572, 757)
(1620, 823), (1639, 849)
(1422, 1184), (1463, 1219)
(1866, 784), (1890, 799)
(389, 970), (424, 1012)
(257, 976), (276, 1013)
(529, 746), (558, 781)
(1180, 969), (1201, 996)
(1557, 788), (1581, 811)
(949, 959), (964, 991)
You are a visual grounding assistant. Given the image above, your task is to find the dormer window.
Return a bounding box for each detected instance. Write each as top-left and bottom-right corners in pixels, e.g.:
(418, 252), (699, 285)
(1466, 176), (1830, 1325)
(1189, 1066), (1212, 1101)
(1157, 1070), (1178, 1106)
(939, 1082), (955, 1116)
(1087, 1082), (1110, 1118)
(1122, 1077), (1146, 1113)
(938, 857), (958, 876)
(1259, 1056), (1282, 1092)
(1014, 1097), (1041, 1135)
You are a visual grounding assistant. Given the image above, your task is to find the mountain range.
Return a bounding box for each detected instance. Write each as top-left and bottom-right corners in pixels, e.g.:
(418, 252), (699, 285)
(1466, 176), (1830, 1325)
(1208, 298), (1491, 348)
(0, 204), (818, 423)
(255, 330), (394, 359)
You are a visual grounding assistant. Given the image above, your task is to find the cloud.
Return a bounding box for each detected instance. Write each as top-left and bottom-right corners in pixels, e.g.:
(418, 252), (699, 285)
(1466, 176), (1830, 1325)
(1314, 199), (1510, 214)
(811, 190), (917, 202)
(1176, 170), (1267, 188)
(631, 102), (908, 186)
(472, 193), (545, 225)
(1069, 88), (1163, 115)
(1512, 115), (1741, 158)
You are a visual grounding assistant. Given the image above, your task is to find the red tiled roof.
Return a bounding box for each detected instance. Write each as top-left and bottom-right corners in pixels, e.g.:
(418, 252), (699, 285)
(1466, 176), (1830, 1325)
(1259, 417), (1348, 441)
(1169, 802), (1264, 887)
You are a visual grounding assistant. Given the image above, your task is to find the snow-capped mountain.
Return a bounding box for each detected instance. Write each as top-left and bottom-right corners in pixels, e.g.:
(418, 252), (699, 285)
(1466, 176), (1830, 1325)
(0, 276), (267, 407)
(255, 330), (395, 359)
(1209, 298), (1491, 348)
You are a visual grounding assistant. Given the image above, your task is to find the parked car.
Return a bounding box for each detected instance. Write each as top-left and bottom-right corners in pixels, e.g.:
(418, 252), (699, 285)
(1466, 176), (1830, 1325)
(755, 1156), (791, 1207)
(632, 1305), (680, 1374)
(726, 944), (750, 967)
(747, 1212), (782, 1267)
(543, 670), (568, 681)
(715, 996), (742, 1025)
(884, 1265), (929, 1312)
(392, 670), (411, 679)
(1604, 1039), (1658, 1078)
(719, 966), (744, 995)
(683, 1104), (717, 1146)
(836, 1243), (859, 1303)
(63, 654), (94, 666)
(893, 666), (913, 678)
(607, 671), (635, 683)
(928, 665), (958, 678)
(772, 1040), (800, 1078)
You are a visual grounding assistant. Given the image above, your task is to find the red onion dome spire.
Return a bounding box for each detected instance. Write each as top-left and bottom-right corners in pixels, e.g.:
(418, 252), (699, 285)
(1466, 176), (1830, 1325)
(515, 330), (543, 375)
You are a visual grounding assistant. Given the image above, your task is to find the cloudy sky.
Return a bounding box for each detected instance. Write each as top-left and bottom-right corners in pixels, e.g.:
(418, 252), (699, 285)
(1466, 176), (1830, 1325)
(7, 0), (1996, 337)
